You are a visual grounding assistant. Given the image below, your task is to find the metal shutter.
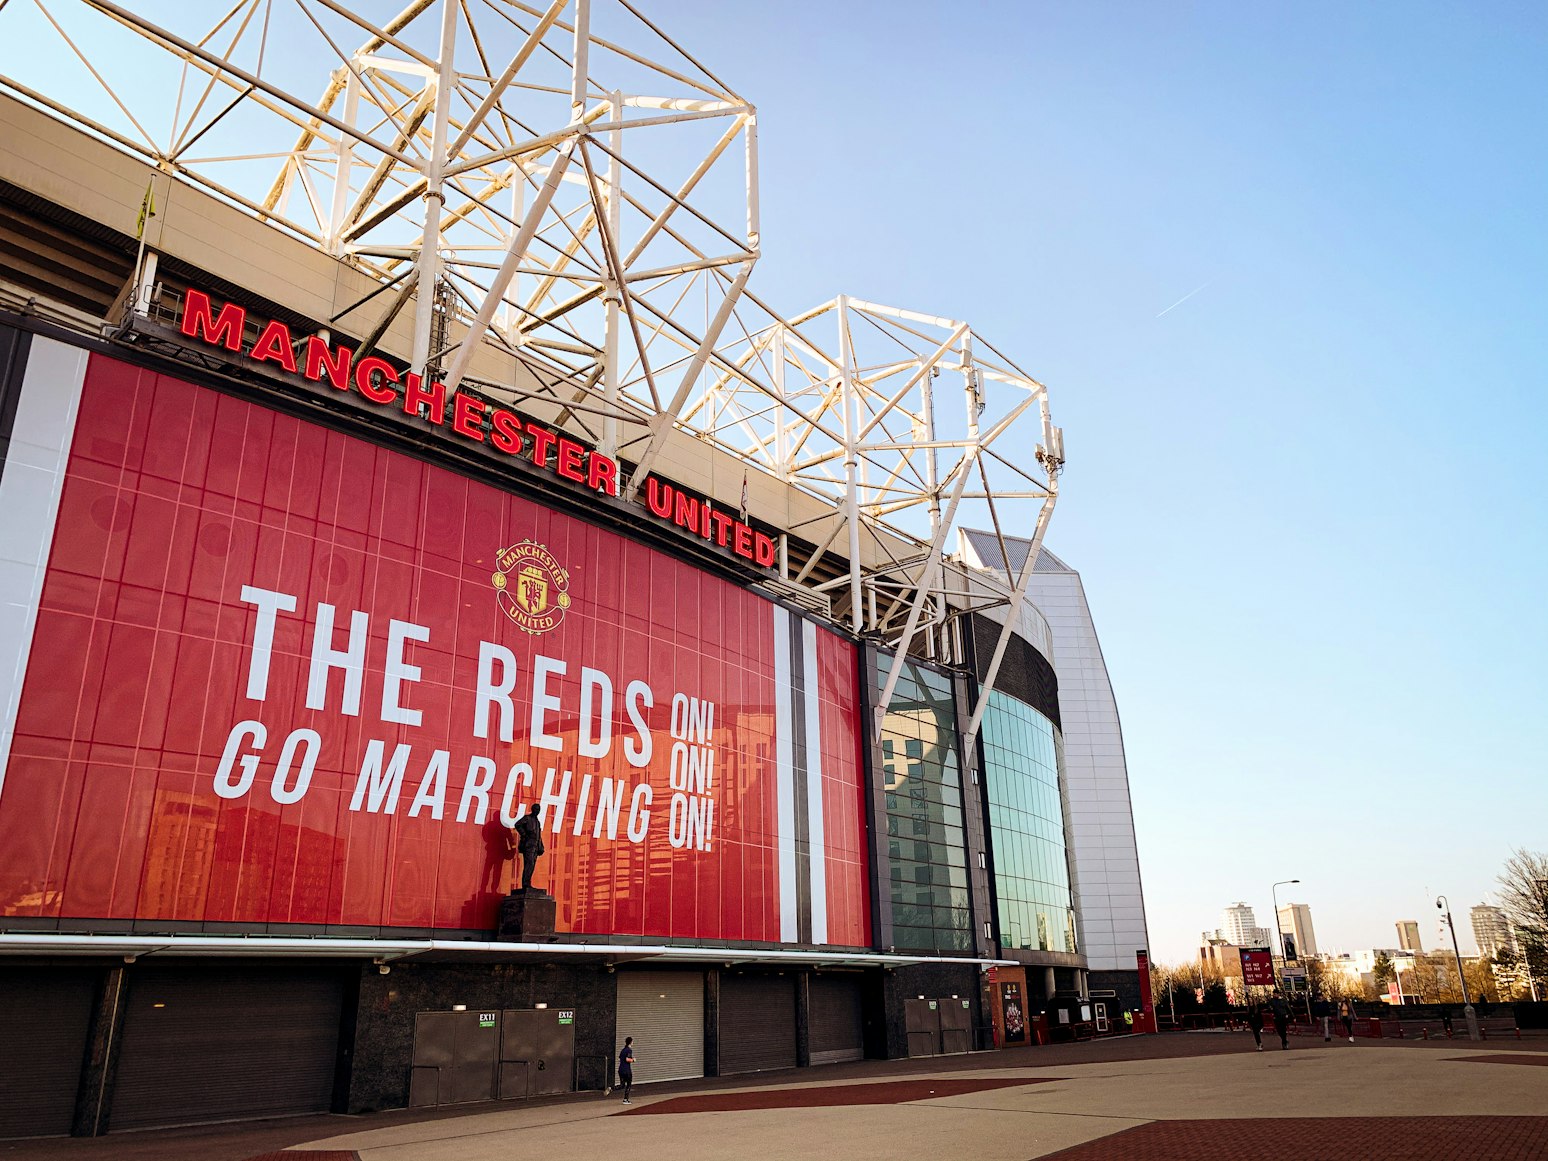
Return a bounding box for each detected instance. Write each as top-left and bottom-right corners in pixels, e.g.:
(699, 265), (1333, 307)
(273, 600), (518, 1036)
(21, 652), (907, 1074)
(0, 967), (97, 1138)
(718, 974), (797, 1074)
(109, 965), (343, 1131)
(615, 970), (704, 1084)
(808, 975), (864, 1065)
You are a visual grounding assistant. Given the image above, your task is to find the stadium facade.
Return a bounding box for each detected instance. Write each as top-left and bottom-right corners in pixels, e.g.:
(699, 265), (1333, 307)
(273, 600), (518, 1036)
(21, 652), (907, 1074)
(0, 0), (1147, 1137)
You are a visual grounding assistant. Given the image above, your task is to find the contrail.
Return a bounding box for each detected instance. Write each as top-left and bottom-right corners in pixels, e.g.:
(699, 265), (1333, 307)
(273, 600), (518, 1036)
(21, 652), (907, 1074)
(1156, 280), (1213, 318)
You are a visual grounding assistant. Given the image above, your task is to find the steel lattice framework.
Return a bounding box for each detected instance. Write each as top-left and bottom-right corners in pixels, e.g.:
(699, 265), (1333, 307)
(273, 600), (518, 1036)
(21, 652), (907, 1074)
(0, 0), (1064, 741)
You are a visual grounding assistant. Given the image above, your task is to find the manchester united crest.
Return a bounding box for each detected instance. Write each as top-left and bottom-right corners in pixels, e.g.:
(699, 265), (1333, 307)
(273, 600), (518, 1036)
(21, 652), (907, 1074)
(492, 540), (572, 634)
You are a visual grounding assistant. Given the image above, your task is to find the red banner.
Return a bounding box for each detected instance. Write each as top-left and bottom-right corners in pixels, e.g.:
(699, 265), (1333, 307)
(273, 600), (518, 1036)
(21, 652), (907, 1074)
(1133, 949), (1157, 1034)
(0, 355), (870, 945)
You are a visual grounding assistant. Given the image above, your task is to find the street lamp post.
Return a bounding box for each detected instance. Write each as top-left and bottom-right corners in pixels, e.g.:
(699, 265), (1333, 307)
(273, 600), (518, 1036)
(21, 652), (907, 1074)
(1272, 879), (1300, 993)
(1437, 895), (1480, 1040)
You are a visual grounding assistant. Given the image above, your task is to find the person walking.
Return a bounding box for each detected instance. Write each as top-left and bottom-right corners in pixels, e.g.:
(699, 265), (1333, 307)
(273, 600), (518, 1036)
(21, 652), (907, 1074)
(1269, 992), (1290, 1049)
(617, 1036), (635, 1104)
(1339, 1000), (1355, 1042)
(1246, 1001), (1265, 1050)
(1313, 996), (1332, 1042)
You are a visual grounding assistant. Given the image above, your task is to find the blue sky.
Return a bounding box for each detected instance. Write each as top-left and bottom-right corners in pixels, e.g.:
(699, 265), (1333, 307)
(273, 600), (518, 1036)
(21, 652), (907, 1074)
(669, 0), (1548, 960)
(7, 1), (1545, 960)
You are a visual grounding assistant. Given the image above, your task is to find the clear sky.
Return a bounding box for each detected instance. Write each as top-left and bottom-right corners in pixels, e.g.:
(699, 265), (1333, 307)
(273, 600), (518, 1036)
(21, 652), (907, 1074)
(7, 1), (1545, 962)
(652, 0), (1548, 961)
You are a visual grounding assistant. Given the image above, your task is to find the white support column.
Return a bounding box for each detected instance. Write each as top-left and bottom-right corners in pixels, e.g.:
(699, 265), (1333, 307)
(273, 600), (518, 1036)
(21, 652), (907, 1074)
(442, 142), (577, 395)
(570, 0), (590, 123)
(600, 89), (623, 457)
(326, 67), (360, 254)
(411, 0), (459, 376)
(838, 295), (864, 632)
(872, 436), (978, 735)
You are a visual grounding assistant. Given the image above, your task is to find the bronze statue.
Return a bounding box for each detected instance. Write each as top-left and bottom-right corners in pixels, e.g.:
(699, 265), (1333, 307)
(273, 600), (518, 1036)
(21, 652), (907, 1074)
(513, 804), (545, 892)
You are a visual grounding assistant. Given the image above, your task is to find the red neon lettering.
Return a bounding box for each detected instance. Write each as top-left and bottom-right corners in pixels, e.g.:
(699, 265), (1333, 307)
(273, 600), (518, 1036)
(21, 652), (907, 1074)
(646, 477), (674, 518)
(526, 424), (557, 467)
(304, 336), (353, 390)
(710, 510), (733, 547)
(555, 438), (585, 482)
(490, 408), (524, 455)
(354, 356), (399, 403)
(673, 491), (700, 531)
(402, 374), (446, 425)
(754, 533), (777, 567)
(248, 319), (298, 373)
(451, 394), (487, 442)
(587, 454), (618, 496)
(733, 523), (754, 559)
(180, 289), (245, 351)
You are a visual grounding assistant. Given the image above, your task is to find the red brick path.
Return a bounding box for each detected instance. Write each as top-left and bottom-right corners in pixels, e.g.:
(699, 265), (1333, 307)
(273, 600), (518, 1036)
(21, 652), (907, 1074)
(1451, 1054), (1548, 1067)
(1040, 1116), (1548, 1160)
(620, 1076), (1060, 1114)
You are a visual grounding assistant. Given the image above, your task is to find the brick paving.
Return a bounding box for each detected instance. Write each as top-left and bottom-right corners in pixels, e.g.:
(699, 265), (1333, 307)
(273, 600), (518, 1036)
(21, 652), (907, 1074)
(619, 1076), (1061, 1114)
(1451, 1054), (1548, 1067)
(1038, 1116), (1548, 1161)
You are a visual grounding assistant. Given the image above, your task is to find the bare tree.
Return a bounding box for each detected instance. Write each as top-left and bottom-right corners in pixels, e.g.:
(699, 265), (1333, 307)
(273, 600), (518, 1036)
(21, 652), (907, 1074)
(1497, 848), (1548, 931)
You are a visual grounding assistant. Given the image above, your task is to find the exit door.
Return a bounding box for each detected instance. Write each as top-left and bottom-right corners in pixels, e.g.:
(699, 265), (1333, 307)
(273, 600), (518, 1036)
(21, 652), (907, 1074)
(499, 1009), (576, 1099)
(409, 1009), (500, 1107)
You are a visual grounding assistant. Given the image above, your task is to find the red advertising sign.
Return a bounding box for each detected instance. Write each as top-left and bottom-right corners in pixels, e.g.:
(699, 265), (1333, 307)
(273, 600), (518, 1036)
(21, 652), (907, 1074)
(0, 354), (870, 945)
(1240, 947), (1276, 987)
(1133, 949), (1157, 1034)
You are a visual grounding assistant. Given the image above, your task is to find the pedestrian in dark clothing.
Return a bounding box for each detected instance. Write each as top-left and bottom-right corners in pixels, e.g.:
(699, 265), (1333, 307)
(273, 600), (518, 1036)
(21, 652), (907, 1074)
(1246, 1002), (1264, 1051)
(617, 1036), (635, 1104)
(1312, 997), (1332, 1042)
(1339, 1000), (1354, 1042)
(1269, 993), (1290, 1049)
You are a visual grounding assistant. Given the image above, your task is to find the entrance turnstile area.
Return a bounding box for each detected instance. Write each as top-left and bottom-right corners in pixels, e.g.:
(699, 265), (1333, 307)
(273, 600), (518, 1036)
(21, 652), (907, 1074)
(410, 1007), (577, 1107)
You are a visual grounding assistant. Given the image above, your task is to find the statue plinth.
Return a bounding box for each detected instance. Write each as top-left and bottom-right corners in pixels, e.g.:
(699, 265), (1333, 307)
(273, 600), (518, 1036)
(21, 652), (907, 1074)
(498, 889), (557, 941)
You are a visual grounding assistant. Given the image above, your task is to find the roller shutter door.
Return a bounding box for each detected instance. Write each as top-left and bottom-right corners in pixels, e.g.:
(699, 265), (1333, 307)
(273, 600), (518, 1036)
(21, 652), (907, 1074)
(718, 974), (797, 1074)
(0, 967), (97, 1138)
(615, 970), (704, 1084)
(808, 975), (864, 1065)
(109, 965), (343, 1131)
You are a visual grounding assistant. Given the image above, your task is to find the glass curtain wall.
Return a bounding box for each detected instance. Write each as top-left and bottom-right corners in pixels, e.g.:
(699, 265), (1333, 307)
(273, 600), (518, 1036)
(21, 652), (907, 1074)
(876, 657), (972, 953)
(980, 691), (1077, 955)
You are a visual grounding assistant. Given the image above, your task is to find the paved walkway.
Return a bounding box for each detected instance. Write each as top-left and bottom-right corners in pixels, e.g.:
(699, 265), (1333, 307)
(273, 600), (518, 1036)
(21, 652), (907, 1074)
(3, 1033), (1546, 1161)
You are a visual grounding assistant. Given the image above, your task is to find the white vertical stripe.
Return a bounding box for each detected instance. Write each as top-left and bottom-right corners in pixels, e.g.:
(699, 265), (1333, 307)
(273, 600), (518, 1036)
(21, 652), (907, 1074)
(802, 619), (828, 945)
(0, 338), (89, 802)
(772, 606), (798, 942)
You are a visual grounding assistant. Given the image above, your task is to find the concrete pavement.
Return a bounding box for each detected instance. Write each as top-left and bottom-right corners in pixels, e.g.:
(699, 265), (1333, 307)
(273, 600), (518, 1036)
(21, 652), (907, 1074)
(3, 1033), (1545, 1161)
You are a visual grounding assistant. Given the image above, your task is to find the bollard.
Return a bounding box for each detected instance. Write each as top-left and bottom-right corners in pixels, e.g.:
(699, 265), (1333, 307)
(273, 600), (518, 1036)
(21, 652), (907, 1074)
(1481, 1027), (1488, 1040)
(1517, 1027), (1522, 1040)
(1422, 1028), (1428, 1040)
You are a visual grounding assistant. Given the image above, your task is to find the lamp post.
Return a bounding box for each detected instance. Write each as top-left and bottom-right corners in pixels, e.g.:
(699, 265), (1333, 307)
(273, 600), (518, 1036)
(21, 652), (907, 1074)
(1436, 895), (1479, 1040)
(1272, 879), (1300, 993)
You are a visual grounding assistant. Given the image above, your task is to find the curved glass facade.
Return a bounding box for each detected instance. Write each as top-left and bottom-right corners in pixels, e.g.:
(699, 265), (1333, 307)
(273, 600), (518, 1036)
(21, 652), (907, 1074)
(877, 658), (972, 953)
(981, 691), (1077, 955)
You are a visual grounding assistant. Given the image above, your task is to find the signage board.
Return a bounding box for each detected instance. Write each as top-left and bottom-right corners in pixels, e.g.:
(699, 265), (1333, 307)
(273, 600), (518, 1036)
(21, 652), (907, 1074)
(177, 290), (778, 570)
(1239, 947), (1276, 987)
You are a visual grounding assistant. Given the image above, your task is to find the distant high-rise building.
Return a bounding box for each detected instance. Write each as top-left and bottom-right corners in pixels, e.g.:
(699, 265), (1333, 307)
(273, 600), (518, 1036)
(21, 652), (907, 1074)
(1277, 903), (1318, 959)
(1220, 903), (1271, 948)
(1396, 920), (1423, 953)
(1471, 904), (1514, 958)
